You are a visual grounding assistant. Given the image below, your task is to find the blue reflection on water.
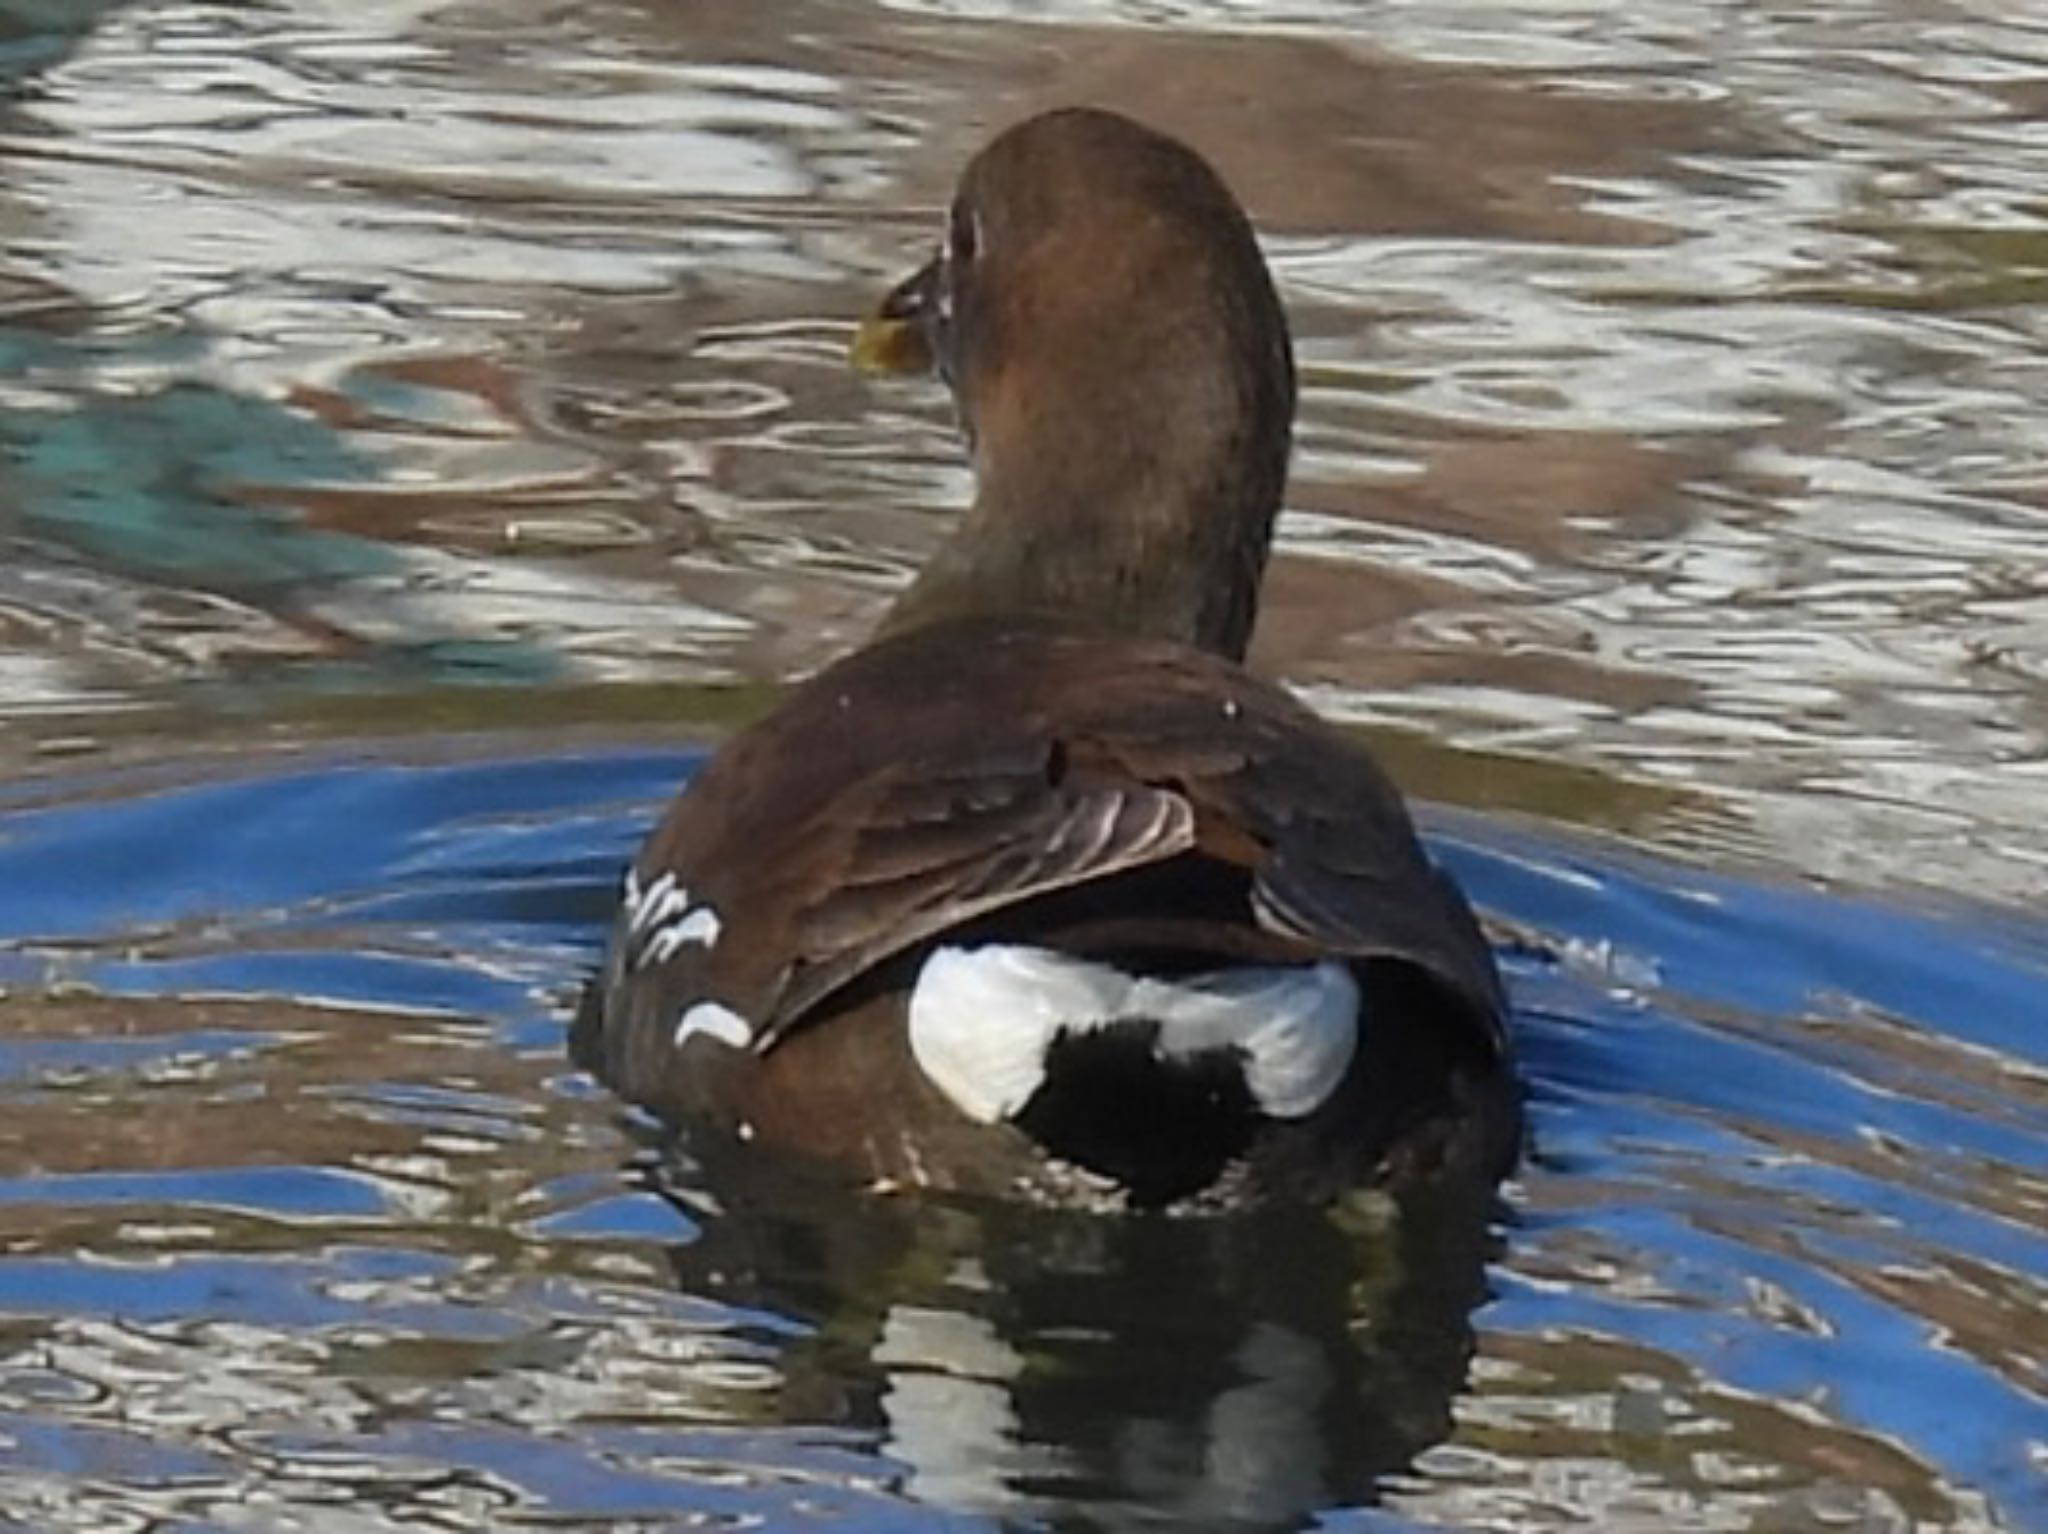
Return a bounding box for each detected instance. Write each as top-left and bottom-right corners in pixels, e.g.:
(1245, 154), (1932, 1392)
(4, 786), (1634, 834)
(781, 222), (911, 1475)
(0, 747), (2041, 1527)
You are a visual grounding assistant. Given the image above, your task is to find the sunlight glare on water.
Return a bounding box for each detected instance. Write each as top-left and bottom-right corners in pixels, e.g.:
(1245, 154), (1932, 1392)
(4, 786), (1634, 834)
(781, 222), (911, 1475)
(0, 0), (2044, 1529)
(0, 749), (2040, 1530)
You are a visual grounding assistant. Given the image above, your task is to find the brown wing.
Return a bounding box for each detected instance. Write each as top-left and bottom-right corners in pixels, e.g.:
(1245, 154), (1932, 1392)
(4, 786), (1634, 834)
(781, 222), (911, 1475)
(765, 772), (1196, 1040)
(1062, 660), (1507, 1053)
(578, 616), (1505, 1100)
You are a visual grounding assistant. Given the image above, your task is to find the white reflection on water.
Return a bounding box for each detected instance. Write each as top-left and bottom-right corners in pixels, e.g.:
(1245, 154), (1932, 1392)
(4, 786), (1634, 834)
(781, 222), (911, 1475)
(7, 3), (2048, 883)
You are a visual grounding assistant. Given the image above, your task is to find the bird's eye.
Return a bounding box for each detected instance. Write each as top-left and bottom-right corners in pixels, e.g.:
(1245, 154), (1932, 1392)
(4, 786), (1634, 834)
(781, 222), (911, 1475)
(948, 202), (980, 268)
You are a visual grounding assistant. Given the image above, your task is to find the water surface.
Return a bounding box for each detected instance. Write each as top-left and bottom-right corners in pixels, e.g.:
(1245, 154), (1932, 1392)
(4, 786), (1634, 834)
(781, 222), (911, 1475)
(1, 1), (2044, 1529)
(0, 747), (2040, 1529)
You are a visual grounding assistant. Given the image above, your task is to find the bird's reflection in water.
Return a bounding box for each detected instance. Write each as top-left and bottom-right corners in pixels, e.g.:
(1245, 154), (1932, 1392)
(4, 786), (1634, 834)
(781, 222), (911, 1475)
(655, 1131), (1503, 1530)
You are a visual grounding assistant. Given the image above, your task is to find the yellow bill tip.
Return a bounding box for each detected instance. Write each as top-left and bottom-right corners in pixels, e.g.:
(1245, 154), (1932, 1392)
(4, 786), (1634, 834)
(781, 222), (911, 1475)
(850, 313), (933, 376)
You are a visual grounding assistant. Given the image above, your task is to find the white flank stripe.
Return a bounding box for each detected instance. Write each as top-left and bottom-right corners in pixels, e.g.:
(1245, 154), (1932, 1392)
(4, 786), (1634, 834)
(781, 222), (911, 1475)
(675, 1000), (752, 1050)
(907, 944), (1358, 1124)
(638, 904), (723, 967)
(624, 870), (690, 935)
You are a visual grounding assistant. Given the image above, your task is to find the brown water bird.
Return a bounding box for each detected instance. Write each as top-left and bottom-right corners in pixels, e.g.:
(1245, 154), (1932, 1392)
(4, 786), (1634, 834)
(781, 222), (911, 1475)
(572, 107), (1519, 1211)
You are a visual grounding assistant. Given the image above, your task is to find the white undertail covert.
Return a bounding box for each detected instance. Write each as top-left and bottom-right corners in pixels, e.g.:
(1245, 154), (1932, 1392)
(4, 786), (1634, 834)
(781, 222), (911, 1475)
(907, 944), (1360, 1124)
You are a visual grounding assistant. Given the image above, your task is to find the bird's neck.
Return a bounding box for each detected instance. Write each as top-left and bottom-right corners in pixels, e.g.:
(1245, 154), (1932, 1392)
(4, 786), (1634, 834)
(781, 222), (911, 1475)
(882, 380), (1289, 660)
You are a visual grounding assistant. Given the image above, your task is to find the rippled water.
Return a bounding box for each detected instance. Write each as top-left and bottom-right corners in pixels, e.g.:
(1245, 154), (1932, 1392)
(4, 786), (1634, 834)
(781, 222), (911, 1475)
(2, 1), (2045, 1529)
(0, 750), (2040, 1529)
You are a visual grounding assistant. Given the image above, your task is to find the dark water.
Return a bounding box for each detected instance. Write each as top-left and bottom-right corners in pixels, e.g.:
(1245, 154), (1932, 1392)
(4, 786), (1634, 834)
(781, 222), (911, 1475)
(2, 0), (2046, 1529)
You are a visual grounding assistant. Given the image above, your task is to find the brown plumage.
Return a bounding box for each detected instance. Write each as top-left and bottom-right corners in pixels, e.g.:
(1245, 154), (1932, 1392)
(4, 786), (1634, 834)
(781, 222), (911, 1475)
(573, 108), (1519, 1209)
